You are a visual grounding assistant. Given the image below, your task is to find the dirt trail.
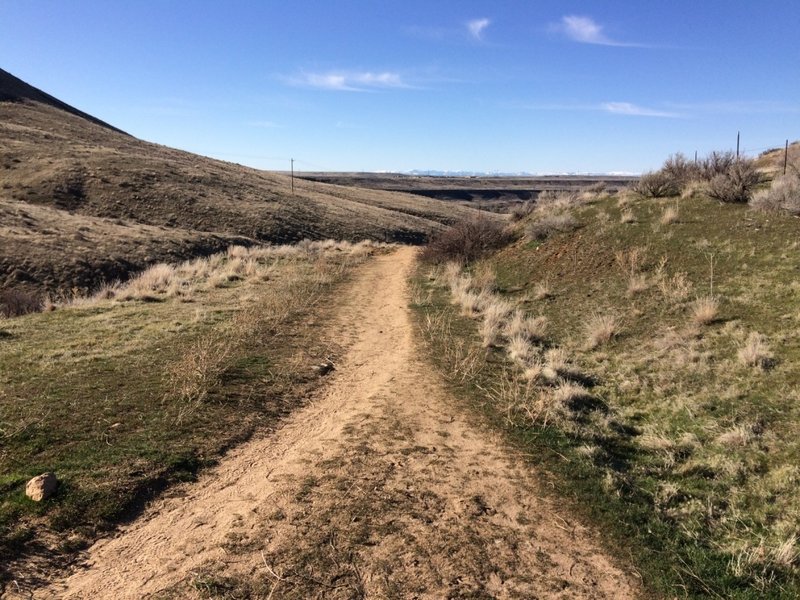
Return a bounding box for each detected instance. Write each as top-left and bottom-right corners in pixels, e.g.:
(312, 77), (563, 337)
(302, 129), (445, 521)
(38, 247), (638, 599)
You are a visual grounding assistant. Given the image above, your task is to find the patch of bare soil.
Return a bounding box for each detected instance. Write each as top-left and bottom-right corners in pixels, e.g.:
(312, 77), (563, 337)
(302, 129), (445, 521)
(31, 247), (638, 599)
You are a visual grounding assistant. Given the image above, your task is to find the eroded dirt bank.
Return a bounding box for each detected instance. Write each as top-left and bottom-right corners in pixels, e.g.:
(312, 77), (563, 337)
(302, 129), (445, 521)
(35, 247), (638, 599)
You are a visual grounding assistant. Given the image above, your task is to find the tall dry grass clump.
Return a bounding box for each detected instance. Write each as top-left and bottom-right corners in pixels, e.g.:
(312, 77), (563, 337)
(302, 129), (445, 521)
(660, 205), (679, 225)
(657, 272), (693, 302)
(737, 332), (774, 370)
(691, 295), (719, 326)
(479, 297), (513, 347)
(584, 314), (619, 349)
(526, 213), (580, 241)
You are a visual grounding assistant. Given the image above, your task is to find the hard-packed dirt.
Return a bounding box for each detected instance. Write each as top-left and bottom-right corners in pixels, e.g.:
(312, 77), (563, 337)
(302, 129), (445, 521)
(33, 247), (638, 599)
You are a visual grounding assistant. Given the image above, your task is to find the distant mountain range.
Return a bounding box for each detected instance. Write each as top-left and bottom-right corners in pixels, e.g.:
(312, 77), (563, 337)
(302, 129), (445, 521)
(405, 169), (639, 177)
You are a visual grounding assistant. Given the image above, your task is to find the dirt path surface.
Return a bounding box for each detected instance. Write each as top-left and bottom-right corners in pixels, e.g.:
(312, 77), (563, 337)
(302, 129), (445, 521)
(37, 247), (638, 599)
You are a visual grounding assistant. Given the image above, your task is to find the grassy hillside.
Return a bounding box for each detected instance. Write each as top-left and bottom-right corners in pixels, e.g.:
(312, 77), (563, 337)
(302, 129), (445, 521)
(0, 241), (381, 590)
(413, 185), (800, 597)
(0, 70), (490, 301)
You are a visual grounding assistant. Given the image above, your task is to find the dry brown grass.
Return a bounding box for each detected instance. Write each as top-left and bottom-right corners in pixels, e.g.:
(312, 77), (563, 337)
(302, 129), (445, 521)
(479, 298), (513, 347)
(504, 310), (548, 342)
(584, 314), (619, 349)
(737, 331), (774, 370)
(660, 205), (679, 225)
(691, 295), (719, 326)
(526, 213), (581, 241)
(626, 273), (649, 296)
(532, 280), (552, 300)
(657, 271), (693, 302)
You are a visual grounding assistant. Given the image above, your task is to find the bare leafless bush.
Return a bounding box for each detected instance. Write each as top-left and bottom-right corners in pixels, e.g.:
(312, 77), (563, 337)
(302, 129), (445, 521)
(420, 217), (513, 264)
(509, 201), (535, 221)
(707, 159), (760, 204)
(635, 171), (680, 198)
(699, 151), (736, 181)
(662, 153), (700, 187)
(0, 289), (42, 317)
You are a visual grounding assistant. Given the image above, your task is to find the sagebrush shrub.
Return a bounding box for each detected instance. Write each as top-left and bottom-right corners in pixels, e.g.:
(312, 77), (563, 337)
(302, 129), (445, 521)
(420, 217), (513, 264)
(707, 159), (760, 203)
(750, 174), (800, 215)
(635, 171), (680, 198)
(662, 153), (699, 188)
(509, 201), (535, 221)
(0, 289), (41, 317)
(699, 151), (736, 181)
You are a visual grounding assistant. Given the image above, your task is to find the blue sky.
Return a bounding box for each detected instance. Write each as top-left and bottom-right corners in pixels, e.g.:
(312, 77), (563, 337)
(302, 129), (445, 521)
(1, 1), (798, 173)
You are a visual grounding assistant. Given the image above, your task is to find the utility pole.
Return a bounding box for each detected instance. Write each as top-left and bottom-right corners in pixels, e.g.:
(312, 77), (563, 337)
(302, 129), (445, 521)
(784, 140), (789, 175)
(736, 131), (740, 159)
(694, 150), (698, 164)
(291, 158), (294, 194)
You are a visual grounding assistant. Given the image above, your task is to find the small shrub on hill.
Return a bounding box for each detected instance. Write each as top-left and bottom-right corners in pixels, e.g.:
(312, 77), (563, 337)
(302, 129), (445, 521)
(0, 289), (41, 317)
(699, 150), (736, 180)
(635, 171), (680, 198)
(509, 201), (534, 221)
(661, 153), (699, 188)
(750, 173), (800, 215)
(707, 158), (760, 203)
(420, 217), (513, 264)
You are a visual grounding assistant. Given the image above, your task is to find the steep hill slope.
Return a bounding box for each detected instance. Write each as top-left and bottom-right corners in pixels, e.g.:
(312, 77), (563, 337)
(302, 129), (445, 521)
(0, 69), (488, 300)
(0, 68), (125, 133)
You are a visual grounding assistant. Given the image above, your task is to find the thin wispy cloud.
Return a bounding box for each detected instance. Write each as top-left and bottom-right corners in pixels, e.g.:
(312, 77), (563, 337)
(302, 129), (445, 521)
(467, 18), (491, 41)
(248, 120), (281, 128)
(602, 102), (680, 118)
(288, 71), (409, 92)
(552, 15), (640, 47)
(513, 101), (682, 118)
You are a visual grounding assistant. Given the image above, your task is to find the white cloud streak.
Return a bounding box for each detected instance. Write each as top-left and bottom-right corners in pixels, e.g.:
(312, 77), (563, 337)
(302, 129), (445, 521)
(601, 102), (681, 118)
(514, 101), (682, 118)
(248, 120), (281, 128)
(553, 15), (640, 47)
(289, 71), (409, 92)
(467, 18), (490, 41)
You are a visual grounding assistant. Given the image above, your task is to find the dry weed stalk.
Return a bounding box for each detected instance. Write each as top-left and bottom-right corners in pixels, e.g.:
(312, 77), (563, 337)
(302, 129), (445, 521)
(658, 272), (693, 302)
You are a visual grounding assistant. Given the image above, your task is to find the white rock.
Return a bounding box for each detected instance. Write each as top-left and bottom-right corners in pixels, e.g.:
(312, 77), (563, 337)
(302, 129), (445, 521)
(25, 472), (58, 502)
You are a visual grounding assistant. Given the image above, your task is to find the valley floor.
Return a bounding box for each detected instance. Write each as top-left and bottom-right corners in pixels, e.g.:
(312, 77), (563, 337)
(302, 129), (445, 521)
(30, 248), (637, 599)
